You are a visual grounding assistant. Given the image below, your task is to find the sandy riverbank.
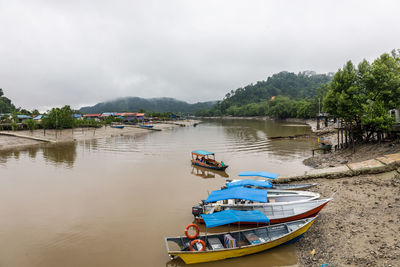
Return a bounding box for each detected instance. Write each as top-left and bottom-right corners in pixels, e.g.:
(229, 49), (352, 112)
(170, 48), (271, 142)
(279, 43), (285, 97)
(0, 120), (199, 152)
(295, 170), (400, 266)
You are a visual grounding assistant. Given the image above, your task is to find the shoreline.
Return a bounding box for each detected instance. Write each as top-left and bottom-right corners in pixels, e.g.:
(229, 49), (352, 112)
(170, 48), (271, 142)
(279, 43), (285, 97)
(0, 120), (199, 153)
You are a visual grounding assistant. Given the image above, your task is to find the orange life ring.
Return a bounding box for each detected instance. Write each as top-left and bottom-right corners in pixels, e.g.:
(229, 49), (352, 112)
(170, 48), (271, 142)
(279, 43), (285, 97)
(184, 223), (199, 239)
(189, 239), (206, 251)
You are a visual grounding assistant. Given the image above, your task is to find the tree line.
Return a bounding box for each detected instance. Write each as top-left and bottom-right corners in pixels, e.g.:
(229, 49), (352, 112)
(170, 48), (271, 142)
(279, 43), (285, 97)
(196, 71), (332, 118)
(323, 50), (400, 143)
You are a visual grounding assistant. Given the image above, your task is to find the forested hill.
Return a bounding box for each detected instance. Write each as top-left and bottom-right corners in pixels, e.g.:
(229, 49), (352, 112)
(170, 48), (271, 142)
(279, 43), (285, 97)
(218, 71), (332, 110)
(79, 97), (217, 114)
(199, 71), (333, 118)
(0, 88), (15, 113)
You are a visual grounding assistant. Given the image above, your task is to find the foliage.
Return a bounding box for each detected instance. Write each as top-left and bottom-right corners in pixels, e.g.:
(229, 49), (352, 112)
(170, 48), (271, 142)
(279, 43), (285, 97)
(25, 119), (37, 132)
(11, 121), (18, 131)
(41, 105), (75, 129)
(0, 88), (15, 113)
(213, 71), (332, 114)
(323, 50), (400, 142)
(361, 101), (394, 134)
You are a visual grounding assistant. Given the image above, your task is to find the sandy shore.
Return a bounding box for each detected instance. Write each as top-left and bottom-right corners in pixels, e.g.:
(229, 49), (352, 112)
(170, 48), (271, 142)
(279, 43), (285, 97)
(295, 170), (400, 266)
(0, 120), (199, 152)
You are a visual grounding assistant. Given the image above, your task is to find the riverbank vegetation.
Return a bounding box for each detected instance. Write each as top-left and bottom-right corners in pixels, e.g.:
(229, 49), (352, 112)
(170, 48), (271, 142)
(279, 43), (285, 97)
(323, 50), (400, 144)
(196, 71), (333, 118)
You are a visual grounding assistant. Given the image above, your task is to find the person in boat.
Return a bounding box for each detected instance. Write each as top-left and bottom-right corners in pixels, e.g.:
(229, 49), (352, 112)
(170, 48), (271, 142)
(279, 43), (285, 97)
(200, 157), (205, 163)
(220, 161), (225, 167)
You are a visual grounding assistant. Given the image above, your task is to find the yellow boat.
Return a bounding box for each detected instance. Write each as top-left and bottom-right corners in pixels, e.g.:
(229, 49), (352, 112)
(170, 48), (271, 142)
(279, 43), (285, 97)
(165, 210), (317, 264)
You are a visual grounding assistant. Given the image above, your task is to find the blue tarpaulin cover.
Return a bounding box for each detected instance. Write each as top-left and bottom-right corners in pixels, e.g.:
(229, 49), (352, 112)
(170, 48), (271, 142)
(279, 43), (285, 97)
(201, 210), (269, 228)
(238, 171), (280, 179)
(205, 186), (268, 203)
(192, 150), (214, 156)
(227, 179), (273, 188)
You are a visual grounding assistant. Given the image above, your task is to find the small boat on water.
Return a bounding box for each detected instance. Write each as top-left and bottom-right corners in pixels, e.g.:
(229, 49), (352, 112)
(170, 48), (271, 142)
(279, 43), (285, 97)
(110, 125), (124, 129)
(139, 124), (154, 128)
(191, 150), (228, 171)
(236, 171), (318, 190)
(165, 210), (318, 264)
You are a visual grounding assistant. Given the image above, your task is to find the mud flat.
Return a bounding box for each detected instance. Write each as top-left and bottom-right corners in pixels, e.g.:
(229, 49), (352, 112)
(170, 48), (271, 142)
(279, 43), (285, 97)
(295, 170), (400, 266)
(0, 120), (200, 152)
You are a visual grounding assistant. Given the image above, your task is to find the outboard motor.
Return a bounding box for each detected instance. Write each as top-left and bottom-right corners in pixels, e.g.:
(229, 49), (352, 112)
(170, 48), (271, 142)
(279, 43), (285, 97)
(192, 206), (203, 217)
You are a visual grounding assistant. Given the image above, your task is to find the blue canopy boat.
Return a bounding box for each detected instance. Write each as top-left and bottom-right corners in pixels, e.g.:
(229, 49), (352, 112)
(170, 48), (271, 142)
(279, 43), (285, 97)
(191, 150), (228, 171)
(235, 171), (318, 190)
(165, 209), (318, 264)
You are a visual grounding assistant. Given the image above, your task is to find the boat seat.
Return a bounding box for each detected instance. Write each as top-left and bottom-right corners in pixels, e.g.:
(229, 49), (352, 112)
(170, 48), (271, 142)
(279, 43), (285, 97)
(207, 237), (224, 250)
(244, 231), (261, 245)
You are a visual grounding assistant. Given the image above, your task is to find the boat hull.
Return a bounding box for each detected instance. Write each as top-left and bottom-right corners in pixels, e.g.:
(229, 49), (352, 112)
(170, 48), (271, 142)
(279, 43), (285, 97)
(169, 218), (316, 264)
(195, 199), (330, 225)
(192, 160), (228, 171)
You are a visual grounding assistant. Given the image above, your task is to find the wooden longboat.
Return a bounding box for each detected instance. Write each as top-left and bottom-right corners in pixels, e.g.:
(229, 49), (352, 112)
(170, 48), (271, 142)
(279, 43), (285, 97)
(191, 150), (228, 171)
(193, 198), (331, 225)
(165, 216), (317, 264)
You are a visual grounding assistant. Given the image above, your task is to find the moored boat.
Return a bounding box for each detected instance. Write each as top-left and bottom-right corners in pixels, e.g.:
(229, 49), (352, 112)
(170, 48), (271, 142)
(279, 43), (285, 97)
(226, 179), (318, 190)
(110, 125), (125, 129)
(193, 193), (332, 225)
(165, 210), (318, 264)
(201, 186), (320, 207)
(139, 124), (154, 128)
(191, 150), (228, 171)
(236, 171), (318, 190)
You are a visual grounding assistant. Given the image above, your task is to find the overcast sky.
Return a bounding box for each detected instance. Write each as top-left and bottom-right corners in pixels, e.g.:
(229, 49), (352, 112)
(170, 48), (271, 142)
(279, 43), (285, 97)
(1, 0), (399, 111)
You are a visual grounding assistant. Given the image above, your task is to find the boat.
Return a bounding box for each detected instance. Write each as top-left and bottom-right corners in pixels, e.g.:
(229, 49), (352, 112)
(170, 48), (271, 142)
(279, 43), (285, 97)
(192, 187), (330, 225)
(165, 210), (318, 264)
(193, 197), (331, 225)
(236, 171), (318, 190)
(226, 179), (318, 191)
(110, 125), (124, 129)
(139, 124), (154, 128)
(191, 150), (228, 171)
(199, 186), (320, 208)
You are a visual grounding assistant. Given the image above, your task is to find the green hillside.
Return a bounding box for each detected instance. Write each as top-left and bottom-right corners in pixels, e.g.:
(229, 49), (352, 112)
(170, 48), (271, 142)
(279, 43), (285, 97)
(198, 71), (333, 118)
(79, 97), (216, 114)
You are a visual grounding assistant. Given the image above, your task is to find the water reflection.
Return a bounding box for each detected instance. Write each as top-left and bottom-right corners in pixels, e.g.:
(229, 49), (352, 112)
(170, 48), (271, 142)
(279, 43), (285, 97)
(0, 146), (40, 165)
(191, 165), (229, 179)
(42, 142), (77, 168)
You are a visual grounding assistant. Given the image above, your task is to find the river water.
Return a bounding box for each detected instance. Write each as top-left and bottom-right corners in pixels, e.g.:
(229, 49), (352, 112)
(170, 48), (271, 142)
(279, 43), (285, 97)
(0, 119), (316, 267)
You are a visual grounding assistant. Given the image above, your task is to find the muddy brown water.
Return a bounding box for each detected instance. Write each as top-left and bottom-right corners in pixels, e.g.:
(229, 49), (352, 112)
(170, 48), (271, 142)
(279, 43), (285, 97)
(0, 119), (316, 267)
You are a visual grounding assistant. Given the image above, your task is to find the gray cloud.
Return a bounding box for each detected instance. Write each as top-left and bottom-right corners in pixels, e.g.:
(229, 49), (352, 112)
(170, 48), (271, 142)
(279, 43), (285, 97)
(1, 0), (399, 111)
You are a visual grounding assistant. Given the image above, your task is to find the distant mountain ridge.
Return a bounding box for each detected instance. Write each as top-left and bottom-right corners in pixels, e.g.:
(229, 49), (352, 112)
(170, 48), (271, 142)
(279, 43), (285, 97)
(79, 97), (217, 114)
